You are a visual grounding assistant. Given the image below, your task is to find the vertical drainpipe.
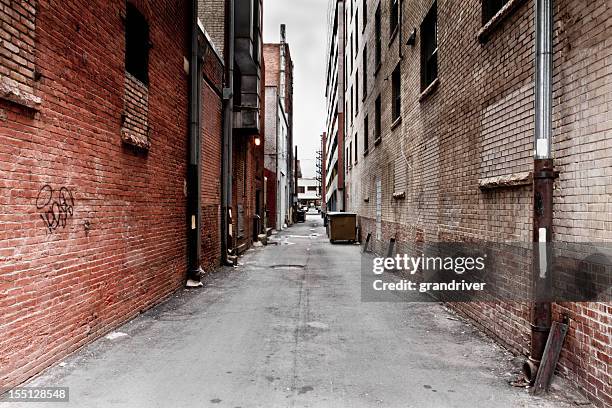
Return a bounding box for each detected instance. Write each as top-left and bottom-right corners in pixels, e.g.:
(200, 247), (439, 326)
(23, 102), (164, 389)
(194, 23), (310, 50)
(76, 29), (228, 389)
(221, 0), (235, 265)
(524, 0), (554, 383)
(187, 0), (203, 284)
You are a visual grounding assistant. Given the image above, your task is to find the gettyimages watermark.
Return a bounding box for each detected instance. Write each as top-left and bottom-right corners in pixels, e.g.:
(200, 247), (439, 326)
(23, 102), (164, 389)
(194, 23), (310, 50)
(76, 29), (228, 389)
(361, 241), (612, 302)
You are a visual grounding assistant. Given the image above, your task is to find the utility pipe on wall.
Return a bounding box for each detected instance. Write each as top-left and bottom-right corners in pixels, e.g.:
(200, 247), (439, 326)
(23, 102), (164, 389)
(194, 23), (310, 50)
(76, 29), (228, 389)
(187, 0), (203, 284)
(525, 0), (554, 383)
(221, 0), (235, 265)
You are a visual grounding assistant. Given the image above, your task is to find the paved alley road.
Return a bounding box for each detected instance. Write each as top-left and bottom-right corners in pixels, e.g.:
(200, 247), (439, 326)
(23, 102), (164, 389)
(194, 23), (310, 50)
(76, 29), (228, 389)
(4, 214), (582, 408)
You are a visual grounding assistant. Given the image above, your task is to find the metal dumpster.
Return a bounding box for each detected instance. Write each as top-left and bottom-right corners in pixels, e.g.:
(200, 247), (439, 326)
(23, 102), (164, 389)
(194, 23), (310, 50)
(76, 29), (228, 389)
(326, 212), (357, 243)
(296, 209), (306, 223)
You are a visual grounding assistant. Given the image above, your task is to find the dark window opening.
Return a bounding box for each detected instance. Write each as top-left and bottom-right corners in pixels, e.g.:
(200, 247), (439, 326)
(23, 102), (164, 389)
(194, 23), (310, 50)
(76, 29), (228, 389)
(299, 186), (306, 194)
(350, 86), (353, 123)
(362, 0), (367, 30)
(374, 95), (381, 142)
(392, 63), (401, 121)
(125, 3), (149, 85)
(374, 5), (381, 67)
(420, 1), (437, 91)
(355, 12), (359, 50)
(362, 48), (367, 98)
(390, 0), (399, 36)
(483, 0), (509, 24)
(354, 133), (358, 163)
(355, 71), (359, 115)
(350, 34), (354, 72)
(364, 115), (369, 153)
(346, 147), (350, 171)
(253, 0), (262, 63)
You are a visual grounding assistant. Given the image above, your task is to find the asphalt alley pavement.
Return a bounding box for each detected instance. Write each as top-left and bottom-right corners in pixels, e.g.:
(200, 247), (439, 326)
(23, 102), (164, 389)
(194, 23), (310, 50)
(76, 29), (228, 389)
(3, 213), (588, 408)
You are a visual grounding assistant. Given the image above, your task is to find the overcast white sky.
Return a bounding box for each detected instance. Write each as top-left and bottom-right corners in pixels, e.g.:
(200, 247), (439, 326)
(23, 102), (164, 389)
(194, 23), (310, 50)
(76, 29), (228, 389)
(264, 0), (328, 178)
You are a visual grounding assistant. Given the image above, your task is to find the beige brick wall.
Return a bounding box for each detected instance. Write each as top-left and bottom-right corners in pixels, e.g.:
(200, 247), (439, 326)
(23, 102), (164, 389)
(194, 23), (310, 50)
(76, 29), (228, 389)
(344, 0), (611, 406)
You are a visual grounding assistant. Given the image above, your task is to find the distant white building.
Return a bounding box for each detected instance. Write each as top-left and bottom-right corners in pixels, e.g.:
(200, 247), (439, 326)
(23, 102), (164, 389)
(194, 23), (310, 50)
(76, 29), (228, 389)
(298, 178), (321, 207)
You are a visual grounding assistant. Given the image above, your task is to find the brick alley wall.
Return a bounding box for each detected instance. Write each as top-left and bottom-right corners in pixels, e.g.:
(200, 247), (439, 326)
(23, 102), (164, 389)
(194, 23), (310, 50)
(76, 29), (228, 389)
(0, 0), (193, 389)
(349, 0), (611, 406)
(200, 42), (224, 271)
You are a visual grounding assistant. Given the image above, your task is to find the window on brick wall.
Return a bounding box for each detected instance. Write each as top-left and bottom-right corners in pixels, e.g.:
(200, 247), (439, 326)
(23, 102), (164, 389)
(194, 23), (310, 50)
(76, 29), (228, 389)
(355, 72), (359, 115)
(392, 63), (401, 122)
(349, 141), (352, 167)
(299, 186), (305, 194)
(362, 48), (367, 99)
(374, 95), (381, 143)
(420, 1), (437, 91)
(354, 132), (358, 164)
(125, 3), (150, 85)
(364, 115), (369, 154)
(375, 5), (381, 69)
(363, 0), (367, 31)
(0, 2), (40, 108)
(350, 34), (354, 72)
(350, 86), (353, 123)
(483, 0), (509, 24)
(355, 12), (359, 52)
(390, 0), (399, 37)
(346, 147), (349, 171)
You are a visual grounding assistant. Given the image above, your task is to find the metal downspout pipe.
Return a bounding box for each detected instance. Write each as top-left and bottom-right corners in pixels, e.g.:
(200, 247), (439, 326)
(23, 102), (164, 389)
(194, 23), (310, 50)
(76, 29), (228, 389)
(524, 0), (554, 383)
(221, 0), (235, 265)
(187, 0), (203, 285)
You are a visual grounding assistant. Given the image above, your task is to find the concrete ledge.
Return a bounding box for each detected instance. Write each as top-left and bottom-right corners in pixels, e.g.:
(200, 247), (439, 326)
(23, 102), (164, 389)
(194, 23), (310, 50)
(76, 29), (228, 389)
(478, 171), (532, 190)
(0, 75), (41, 109)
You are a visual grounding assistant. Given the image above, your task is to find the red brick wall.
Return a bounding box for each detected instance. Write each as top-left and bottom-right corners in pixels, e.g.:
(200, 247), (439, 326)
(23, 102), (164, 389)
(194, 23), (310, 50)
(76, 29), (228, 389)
(349, 0), (611, 406)
(0, 0), (192, 388)
(200, 80), (222, 270)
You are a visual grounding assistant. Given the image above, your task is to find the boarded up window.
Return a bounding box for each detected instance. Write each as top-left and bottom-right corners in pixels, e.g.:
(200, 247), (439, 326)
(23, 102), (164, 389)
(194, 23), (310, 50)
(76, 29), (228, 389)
(0, 1), (41, 108)
(480, 84), (533, 179)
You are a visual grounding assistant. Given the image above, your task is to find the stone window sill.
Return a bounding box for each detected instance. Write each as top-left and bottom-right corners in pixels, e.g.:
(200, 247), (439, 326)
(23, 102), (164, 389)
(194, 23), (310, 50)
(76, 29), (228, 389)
(121, 128), (151, 150)
(477, 0), (527, 43)
(391, 116), (402, 130)
(374, 136), (382, 146)
(0, 76), (41, 110)
(419, 78), (439, 103)
(389, 26), (399, 47)
(478, 172), (532, 190)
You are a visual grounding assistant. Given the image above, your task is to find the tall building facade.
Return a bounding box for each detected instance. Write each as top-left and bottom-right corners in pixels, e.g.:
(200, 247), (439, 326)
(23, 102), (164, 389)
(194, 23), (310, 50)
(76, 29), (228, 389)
(340, 1), (611, 406)
(324, 0), (346, 212)
(264, 25), (294, 230)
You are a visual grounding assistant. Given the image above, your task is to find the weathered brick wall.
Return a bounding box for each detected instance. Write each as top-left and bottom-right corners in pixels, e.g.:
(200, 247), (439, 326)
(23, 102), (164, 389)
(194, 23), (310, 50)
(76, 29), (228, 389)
(200, 77), (223, 271)
(198, 0), (225, 56)
(0, 0), (192, 389)
(349, 0), (611, 406)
